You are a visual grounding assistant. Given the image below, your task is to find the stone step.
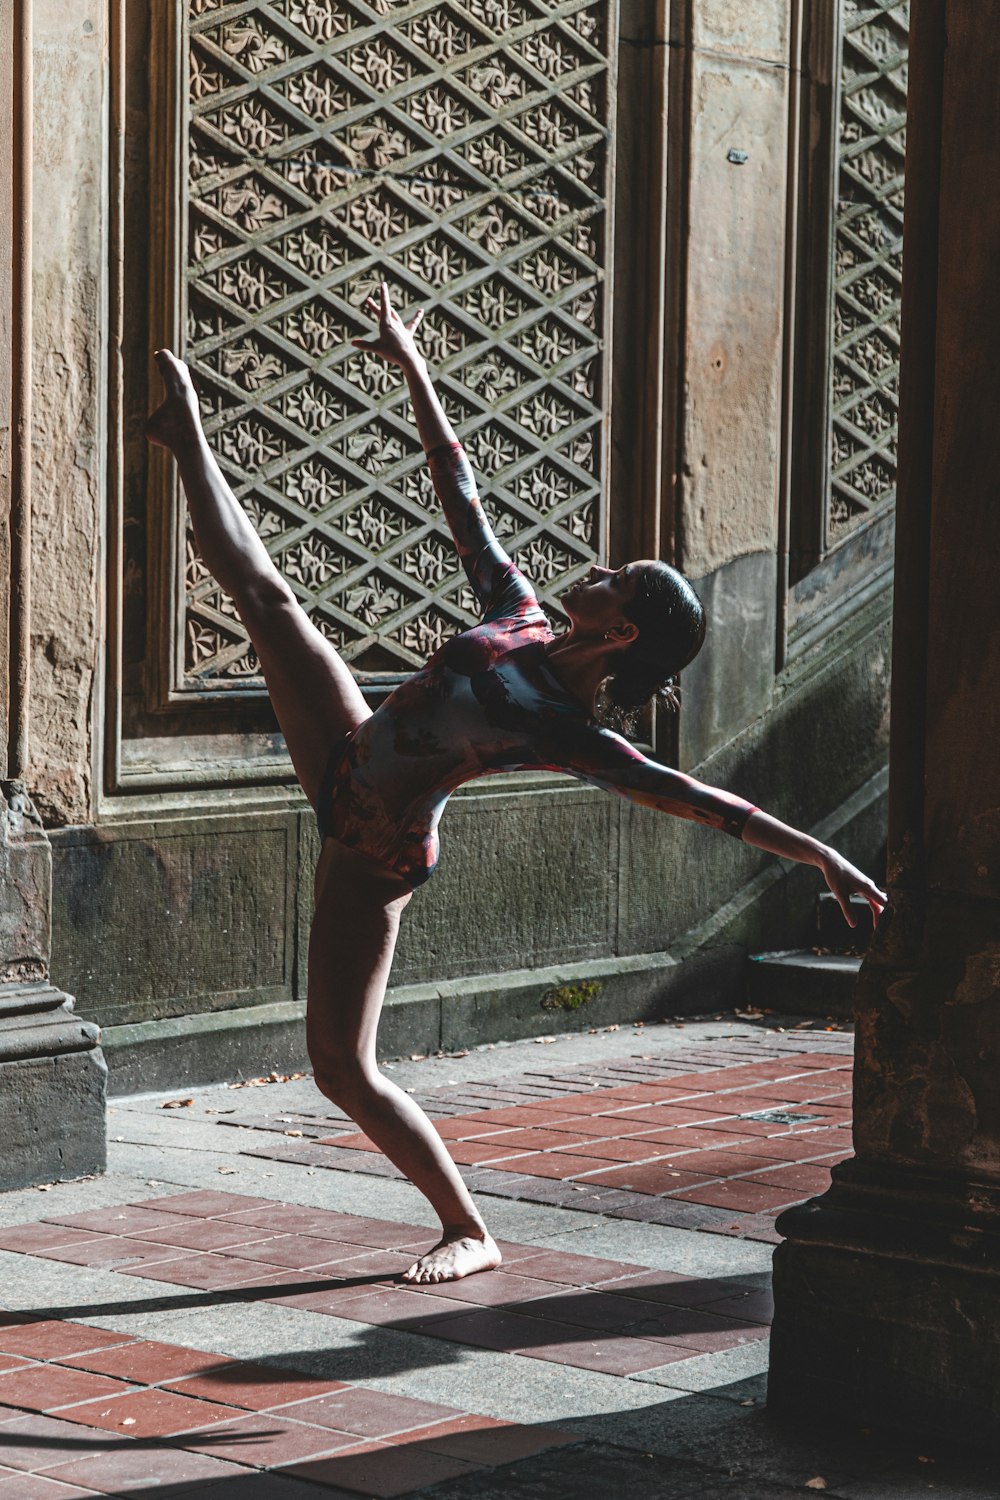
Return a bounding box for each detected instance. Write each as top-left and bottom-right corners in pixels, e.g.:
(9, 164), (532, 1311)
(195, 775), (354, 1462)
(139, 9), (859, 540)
(747, 950), (862, 1019)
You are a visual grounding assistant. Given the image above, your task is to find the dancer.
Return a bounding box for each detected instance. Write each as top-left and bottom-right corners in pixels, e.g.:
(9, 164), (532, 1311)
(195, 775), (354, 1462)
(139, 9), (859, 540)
(146, 284), (886, 1284)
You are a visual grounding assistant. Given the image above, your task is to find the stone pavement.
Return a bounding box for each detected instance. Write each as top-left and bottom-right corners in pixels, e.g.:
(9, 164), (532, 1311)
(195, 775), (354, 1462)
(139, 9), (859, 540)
(0, 1014), (996, 1498)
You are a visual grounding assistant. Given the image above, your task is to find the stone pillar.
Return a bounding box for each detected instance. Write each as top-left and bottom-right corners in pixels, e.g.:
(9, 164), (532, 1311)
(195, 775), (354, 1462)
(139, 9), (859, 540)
(0, 0), (106, 1190)
(768, 1), (1000, 1448)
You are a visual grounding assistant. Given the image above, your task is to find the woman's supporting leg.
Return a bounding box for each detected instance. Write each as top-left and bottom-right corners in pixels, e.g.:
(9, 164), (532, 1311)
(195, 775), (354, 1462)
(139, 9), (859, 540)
(146, 349), (370, 805)
(308, 839), (502, 1283)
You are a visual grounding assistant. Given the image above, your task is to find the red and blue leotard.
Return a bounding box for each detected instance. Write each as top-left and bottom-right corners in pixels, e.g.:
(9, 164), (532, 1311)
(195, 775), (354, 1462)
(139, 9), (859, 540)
(316, 443), (756, 886)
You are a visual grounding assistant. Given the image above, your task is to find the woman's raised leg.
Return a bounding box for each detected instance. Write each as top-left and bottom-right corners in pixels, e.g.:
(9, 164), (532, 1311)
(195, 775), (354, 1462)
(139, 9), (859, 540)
(308, 839), (502, 1283)
(146, 349), (369, 805)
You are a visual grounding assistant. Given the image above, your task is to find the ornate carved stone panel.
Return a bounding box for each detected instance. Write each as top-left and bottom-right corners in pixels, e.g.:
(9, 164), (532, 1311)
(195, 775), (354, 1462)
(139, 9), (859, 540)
(827, 0), (908, 547)
(154, 0), (615, 702)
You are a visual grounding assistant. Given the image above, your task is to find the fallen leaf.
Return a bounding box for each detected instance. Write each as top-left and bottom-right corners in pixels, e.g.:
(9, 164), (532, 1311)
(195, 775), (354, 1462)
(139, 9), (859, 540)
(217, 1167), (236, 1175)
(805, 1480), (828, 1491)
(35, 1183), (54, 1192)
(122, 1417), (136, 1426)
(161, 1098), (194, 1109)
(284, 1129), (303, 1137)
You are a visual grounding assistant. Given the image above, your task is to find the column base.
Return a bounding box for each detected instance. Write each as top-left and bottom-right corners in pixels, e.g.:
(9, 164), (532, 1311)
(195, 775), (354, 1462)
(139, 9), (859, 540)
(0, 982), (107, 1191)
(769, 1160), (1000, 1452)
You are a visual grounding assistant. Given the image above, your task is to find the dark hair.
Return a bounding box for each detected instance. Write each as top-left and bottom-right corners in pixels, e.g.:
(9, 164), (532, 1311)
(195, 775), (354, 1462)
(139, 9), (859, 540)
(597, 563), (706, 735)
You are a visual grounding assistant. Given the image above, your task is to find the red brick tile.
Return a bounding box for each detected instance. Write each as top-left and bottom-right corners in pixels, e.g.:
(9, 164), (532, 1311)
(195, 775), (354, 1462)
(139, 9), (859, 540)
(274, 1387), (460, 1438)
(416, 1308), (554, 1354)
(0, 1471), (102, 1496)
(319, 1249), (414, 1277)
(0, 1225), (104, 1255)
(317, 1133), (380, 1152)
(0, 1411), (110, 1473)
(642, 1319), (769, 1354)
(57, 1340), (221, 1385)
(177, 1411), (361, 1466)
(743, 1082), (849, 1103)
(581, 1163), (710, 1194)
(45, 1206), (188, 1237)
(0, 1357), (35, 1375)
(450, 1105), (576, 1127)
(673, 1180), (802, 1212)
(613, 1105), (732, 1127)
(317, 1288), (445, 1329)
(43, 1444), (248, 1492)
(516, 1096), (624, 1117)
(286, 1441), (478, 1497)
(508, 1290), (642, 1334)
(445, 1141), (529, 1165)
(219, 1235), (377, 1271)
(487, 1152), (613, 1179)
(551, 1136), (673, 1163)
(520, 1332), (685, 1375)
(611, 1271), (748, 1306)
(129, 1190), (279, 1218)
(741, 1164), (833, 1193)
(118, 1256), (266, 1291)
(655, 1149), (782, 1177)
(126, 1220), (277, 1252)
(386, 1415), (575, 1464)
(702, 1288), (774, 1325)
(223, 1205), (364, 1236)
(490, 1239), (552, 1264)
(411, 1270), (558, 1306)
(0, 1323), (134, 1362)
(501, 1250), (645, 1285)
(622, 1126), (756, 1150)
(167, 1363), (347, 1412)
(57, 1387), (246, 1439)
(32, 1239), (186, 1271)
(723, 1133), (838, 1162)
(321, 1219), (427, 1251)
(558, 1115), (666, 1138)
(0, 1365), (134, 1415)
(472, 1128), (590, 1153)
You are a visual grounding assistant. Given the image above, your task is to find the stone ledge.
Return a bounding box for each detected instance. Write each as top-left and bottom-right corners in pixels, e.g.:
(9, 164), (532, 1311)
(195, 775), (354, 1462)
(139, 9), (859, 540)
(101, 943), (743, 1097)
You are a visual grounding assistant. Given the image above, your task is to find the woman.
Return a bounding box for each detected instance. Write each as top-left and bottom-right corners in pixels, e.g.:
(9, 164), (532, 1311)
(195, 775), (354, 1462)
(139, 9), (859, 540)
(147, 284), (886, 1285)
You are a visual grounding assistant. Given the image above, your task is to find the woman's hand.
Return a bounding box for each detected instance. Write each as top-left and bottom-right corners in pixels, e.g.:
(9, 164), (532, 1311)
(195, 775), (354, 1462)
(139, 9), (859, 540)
(819, 849), (888, 928)
(352, 282), (425, 369)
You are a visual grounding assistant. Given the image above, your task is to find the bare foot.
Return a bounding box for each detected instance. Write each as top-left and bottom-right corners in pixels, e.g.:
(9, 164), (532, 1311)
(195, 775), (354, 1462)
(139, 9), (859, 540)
(145, 349), (202, 451)
(400, 1230), (502, 1285)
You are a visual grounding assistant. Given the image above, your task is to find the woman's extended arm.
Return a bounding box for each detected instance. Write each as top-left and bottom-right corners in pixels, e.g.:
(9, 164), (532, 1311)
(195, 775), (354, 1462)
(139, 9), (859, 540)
(545, 719), (887, 927)
(741, 808), (887, 927)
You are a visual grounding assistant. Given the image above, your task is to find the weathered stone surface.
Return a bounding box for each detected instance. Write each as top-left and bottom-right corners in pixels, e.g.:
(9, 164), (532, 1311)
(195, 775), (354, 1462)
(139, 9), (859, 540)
(28, 1), (106, 826)
(681, 54), (788, 577)
(0, 1027), (107, 1190)
(51, 814), (298, 1025)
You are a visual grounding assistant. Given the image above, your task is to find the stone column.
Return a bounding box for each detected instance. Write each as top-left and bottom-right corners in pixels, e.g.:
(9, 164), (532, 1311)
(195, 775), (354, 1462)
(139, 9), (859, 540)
(768, 1), (1000, 1447)
(0, 0), (106, 1190)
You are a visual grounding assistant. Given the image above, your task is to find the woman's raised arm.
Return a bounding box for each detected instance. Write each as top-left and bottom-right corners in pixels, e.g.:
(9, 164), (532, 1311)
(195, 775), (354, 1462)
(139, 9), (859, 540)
(352, 283), (530, 615)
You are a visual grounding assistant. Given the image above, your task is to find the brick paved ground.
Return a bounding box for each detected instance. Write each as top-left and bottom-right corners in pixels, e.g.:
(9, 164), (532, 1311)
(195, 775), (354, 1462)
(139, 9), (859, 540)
(0, 1015), (996, 1497)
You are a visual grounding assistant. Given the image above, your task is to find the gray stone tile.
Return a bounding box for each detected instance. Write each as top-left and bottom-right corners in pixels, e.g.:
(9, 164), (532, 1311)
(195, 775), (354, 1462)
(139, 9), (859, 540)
(635, 1341), (771, 1394)
(526, 1220), (777, 1279)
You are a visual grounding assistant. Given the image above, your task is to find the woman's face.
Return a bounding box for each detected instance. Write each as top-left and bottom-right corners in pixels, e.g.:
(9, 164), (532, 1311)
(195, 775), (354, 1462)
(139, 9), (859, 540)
(561, 560), (649, 634)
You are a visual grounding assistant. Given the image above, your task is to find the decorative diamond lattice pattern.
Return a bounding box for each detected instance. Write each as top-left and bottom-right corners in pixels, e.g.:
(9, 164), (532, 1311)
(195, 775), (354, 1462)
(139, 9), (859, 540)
(828, 0), (908, 544)
(178, 0), (611, 689)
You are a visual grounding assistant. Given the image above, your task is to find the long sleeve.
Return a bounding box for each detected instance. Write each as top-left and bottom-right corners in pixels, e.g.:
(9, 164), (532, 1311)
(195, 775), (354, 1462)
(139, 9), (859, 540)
(543, 719), (756, 838)
(426, 441), (541, 621)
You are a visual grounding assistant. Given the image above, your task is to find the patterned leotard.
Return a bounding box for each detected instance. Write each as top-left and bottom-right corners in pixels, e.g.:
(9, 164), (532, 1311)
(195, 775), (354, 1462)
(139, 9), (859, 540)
(316, 443), (756, 887)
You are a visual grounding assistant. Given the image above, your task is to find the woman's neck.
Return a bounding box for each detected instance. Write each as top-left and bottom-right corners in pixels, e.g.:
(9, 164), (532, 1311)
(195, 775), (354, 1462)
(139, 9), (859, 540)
(542, 631), (610, 716)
